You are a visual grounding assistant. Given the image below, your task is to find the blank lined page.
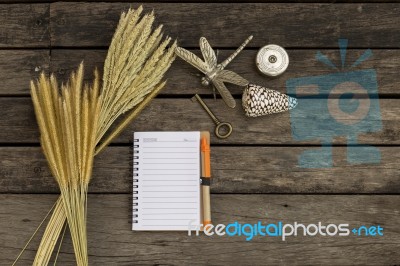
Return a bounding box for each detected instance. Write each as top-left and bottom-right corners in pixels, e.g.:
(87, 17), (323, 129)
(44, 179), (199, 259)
(132, 132), (201, 231)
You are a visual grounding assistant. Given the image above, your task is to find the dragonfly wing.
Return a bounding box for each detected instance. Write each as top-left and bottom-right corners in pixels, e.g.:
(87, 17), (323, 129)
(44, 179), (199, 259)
(213, 78), (236, 108)
(175, 47), (208, 74)
(200, 37), (217, 71)
(217, 70), (249, 86)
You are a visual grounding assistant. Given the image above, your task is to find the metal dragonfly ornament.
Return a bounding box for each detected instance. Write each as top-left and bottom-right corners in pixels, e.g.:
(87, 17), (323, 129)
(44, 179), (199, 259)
(175, 36), (298, 117)
(175, 36), (253, 108)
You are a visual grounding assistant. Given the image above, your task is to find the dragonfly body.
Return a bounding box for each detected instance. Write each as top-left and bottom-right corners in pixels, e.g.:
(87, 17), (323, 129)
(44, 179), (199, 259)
(201, 67), (220, 86)
(175, 36), (253, 108)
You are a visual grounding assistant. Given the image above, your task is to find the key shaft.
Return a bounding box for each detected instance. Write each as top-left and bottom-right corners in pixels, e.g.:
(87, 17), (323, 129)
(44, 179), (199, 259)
(192, 94), (221, 125)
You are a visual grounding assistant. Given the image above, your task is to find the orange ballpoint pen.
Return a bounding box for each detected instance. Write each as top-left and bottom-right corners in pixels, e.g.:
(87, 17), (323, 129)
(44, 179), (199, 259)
(201, 136), (211, 227)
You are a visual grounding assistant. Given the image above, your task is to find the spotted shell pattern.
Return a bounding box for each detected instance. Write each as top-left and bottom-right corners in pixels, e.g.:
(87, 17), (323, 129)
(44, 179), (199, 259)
(242, 84), (298, 117)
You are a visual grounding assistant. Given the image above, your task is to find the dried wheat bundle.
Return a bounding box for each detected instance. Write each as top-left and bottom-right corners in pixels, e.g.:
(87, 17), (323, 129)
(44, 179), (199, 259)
(30, 64), (101, 265)
(14, 6), (176, 266)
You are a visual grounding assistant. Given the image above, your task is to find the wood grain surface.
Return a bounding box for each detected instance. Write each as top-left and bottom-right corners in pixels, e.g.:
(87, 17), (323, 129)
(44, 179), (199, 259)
(50, 3), (400, 48)
(0, 50), (49, 95)
(50, 49), (400, 97)
(1, 194), (399, 265)
(1, 146), (400, 194)
(0, 4), (49, 47)
(2, 0), (400, 3)
(2, 49), (398, 96)
(0, 98), (398, 144)
(0, 2), (398, 265)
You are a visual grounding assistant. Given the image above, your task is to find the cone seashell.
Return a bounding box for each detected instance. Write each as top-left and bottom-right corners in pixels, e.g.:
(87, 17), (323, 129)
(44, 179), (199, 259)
(242, 84), (297, 117)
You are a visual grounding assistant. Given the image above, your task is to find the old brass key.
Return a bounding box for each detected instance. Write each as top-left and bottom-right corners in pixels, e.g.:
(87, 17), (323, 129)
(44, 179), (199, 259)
(191, 94), (233, 139)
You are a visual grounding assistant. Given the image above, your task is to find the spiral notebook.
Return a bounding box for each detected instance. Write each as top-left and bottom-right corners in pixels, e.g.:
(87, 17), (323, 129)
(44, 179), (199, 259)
(132, 131), (201, 231)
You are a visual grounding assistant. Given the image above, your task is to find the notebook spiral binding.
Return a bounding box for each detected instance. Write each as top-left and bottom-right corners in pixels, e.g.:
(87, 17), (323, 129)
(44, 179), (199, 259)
(132, 138), (139, 224)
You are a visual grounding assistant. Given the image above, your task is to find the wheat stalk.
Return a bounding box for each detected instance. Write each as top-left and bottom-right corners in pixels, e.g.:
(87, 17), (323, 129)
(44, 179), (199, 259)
(14, 6), (177, 266)
(30, 64), (101, 265)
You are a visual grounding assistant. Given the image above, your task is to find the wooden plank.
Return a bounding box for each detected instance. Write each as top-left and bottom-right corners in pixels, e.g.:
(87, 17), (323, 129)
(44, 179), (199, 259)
(0, 98), (398, 144)
(1, 146), (400, 194)
(0, 4), (49, 47)
(0, 50), (49, 95)
(1, 194), (399, 264)
(3, 0), (400, 3)
(48, 49), (400, 97)
(50, 3), (400, 48)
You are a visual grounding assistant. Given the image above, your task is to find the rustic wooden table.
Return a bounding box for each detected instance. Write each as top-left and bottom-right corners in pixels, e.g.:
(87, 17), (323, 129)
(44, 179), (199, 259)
(1, 1), (399, 265)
